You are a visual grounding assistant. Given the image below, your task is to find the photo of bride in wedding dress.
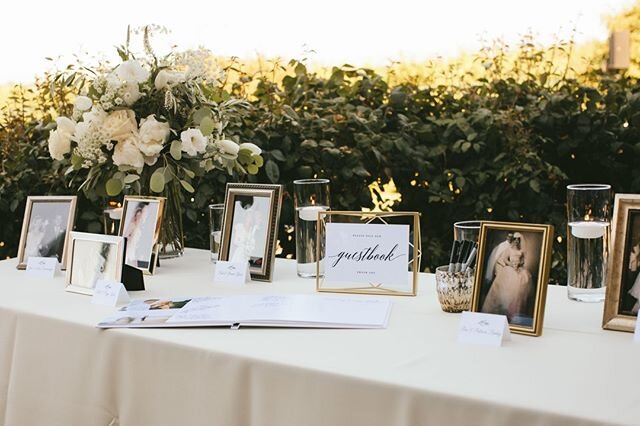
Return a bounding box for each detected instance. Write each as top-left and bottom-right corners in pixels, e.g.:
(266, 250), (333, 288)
(479, 229), (544, 326)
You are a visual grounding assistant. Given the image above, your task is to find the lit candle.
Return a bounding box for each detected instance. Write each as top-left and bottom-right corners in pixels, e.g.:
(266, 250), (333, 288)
(108, 207), (123, 221)
(298, 206), (326, 221)
(570, 221), (607, 239)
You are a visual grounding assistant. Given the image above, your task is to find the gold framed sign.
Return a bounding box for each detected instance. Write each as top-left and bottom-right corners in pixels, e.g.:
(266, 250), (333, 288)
(471, 221), (554, 337)
(316, 211), (421, 296)
(603, 194), (640, 332)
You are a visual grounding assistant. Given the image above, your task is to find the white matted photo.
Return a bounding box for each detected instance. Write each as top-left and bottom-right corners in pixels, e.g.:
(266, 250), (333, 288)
(219, 183), (283, 281)
(65, 232), (125, 295)
(16, 196), (77, 270)
(119, 196), (165, 274)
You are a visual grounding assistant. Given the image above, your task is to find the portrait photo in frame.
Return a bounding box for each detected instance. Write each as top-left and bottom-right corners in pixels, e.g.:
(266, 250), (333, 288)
(471, 221), (554, 336)
(118, 196), (165, 274)
(16, 195), (77, 270)
(65, 232), (125, 295)
(603, 194), (640, 332)
(219, 183), (283, 281)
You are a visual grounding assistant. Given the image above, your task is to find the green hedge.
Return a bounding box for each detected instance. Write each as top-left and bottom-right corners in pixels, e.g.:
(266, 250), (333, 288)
(1, 61), (639, 284)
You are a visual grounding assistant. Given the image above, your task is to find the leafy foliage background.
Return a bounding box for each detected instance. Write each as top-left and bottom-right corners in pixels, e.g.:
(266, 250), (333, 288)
(1, 4), (640, 284)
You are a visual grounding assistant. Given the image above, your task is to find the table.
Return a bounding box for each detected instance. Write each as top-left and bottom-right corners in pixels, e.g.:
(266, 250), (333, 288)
(0, 249), (638, 426)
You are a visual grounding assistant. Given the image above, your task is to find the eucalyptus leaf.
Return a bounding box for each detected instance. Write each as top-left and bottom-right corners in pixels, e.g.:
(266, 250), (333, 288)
(124, 174), (140, 184)
(150, 171), (165, 193)
(105, 178), (124, 196)
(180, 180), (195, 193)
(199, 117), (215, 136)
(170, 140), (182, 160)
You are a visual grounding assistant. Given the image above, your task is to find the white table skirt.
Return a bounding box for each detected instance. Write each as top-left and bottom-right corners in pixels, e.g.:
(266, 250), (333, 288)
(0, 248), (638, 426)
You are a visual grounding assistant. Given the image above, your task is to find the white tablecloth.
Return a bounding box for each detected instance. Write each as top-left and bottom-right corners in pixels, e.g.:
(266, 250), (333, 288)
(0, 249), (638, 426)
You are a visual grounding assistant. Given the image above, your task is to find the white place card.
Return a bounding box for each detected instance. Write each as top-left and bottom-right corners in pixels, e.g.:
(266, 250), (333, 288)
(634, 318), (640, 343)
(26, 257), (58, 278)
(324, 223), (409, 286)
(458, 311), (511, 347)
(214, 261), (250, 284)
(92, 280), (130, 307)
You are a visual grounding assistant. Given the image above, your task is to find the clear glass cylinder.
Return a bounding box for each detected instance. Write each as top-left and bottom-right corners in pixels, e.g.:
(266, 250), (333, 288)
(293, 179), (330, 278)
(566, 184), (611, 302)
(454, 220), (481, 243)
(208, 203), (225, 262)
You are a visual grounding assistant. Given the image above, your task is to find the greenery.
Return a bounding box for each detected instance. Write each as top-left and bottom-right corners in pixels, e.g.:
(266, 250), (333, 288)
(1, 4), (640, 284)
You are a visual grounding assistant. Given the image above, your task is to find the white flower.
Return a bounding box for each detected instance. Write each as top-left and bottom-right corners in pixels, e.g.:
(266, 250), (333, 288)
(115, 60), (149, 83)
(138, 114), (170, 156)
(121, 81), (142, 106)
(55, 116), (76, 138)
(239, 142), (262, 156)
(180, 128), (207, 156)
(112, 135), (144, 168)
(154, 70), (186, 90)
(106, 73), (121, 89)
(74, 96), (92, 112)
(48, 129), (71, 160)
(82, 105), (107, 125)
(103, 109), (137, 141)
(217, 139), (240, 159)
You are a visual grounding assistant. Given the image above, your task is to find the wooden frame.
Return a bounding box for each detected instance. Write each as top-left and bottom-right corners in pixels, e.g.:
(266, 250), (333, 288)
(218, 183), (283, 282)
(316, 211), (422, 296)
(65, 232), (125, 295)
(118, 196), (165, 275)
(603, 194), (640, 332)
(16, 195), (77, 270)
(471, 221), (554, 336)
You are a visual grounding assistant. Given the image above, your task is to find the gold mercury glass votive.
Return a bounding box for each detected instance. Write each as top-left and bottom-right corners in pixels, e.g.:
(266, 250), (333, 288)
(434, 265), (475, 313)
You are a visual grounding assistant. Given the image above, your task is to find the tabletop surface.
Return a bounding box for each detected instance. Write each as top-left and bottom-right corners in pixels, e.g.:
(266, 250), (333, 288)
(1, 248), (638, 425)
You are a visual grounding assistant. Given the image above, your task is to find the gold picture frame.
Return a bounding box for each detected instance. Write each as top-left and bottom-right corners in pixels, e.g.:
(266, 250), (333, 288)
(118, 196), (166, 275)
(471, 221), (554, 336)
(603, 194), (640, 332)
(65, 232), (125, 295)
(316, 211), (422, 296)
(16, 195), (77, 270)
(218, 183), (283, 282)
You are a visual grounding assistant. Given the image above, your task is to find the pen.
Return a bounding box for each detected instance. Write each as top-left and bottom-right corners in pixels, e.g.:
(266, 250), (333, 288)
(461, 244), (477, 273)
(456, 240), (470, 273)
(448, 240), (460, 273)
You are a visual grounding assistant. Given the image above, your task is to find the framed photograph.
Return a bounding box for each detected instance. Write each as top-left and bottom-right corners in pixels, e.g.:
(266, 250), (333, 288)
(65, 232), (125, 295)
(471, 221), (554, 336)
(219, 183), (283, 281)
(316, 211), (421, 296)
(118, 196), (165, 274)
(603, 194), (640, 332)
(16, 195), (77, 270)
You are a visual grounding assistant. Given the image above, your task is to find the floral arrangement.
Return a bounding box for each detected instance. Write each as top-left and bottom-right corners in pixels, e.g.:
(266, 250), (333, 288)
(48, 42), (262, 197)
(46, 30), (263, 252)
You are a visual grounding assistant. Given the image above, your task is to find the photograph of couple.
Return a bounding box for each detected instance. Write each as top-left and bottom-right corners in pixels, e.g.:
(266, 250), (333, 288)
(120, 197), (163, 273)
(69, 238), (120, 291)
(478, 229), (544, 327)
(621, 210), (640, 316)
(228, 195), (270, 269)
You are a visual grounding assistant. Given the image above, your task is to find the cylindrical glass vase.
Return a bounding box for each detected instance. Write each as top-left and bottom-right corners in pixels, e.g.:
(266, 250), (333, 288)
(566, 184), (611, 302)
(293, 179), (330, 278)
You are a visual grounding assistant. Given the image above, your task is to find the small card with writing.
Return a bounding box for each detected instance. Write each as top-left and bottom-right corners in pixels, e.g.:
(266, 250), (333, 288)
(214, 261), (250, 284)
(634, 318), (640, 343)
(26, 257), (58, 278)
(458, 311), (511, 347)
(92, 280), (130, 307)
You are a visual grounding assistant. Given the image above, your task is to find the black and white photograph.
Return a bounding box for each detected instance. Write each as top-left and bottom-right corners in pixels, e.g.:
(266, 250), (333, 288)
(65, 232), (125, 295)
(119, 196), (165, 274)
(604, 195), (640, 332)
(219, 184), (283, 281)
(472, 221), (553, 336)
(16, 196), (77, 270)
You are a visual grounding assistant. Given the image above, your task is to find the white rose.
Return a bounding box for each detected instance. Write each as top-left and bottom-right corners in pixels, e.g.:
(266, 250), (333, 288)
(82, 105), (107, 125)
(48, 129), (71, 160)
(239, 142), (262, 156)
(217, 139), (240, 159)
(112, 135), (144, 168)
(180, 128), (208, 156)
(154, 70), (187, 90)
(115, 60), (150, 83)
(74, 96), (92, 112)
(106, 73), (121, 89)
(138, 114), (170, 156)
(55, 116), (76, 138)
(103, 109), (137, 141)
(121, 81), (142, 106)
